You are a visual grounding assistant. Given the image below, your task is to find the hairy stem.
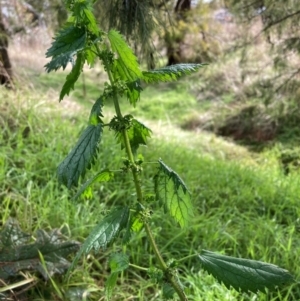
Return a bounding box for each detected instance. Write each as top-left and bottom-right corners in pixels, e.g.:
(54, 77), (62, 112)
(104, 56), (188, 301)
(144, 222), (188, 301)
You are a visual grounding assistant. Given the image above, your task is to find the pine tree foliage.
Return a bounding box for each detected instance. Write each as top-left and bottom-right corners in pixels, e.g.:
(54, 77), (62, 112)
(226, 0), (300, 96)
(94, 0), (164, 68)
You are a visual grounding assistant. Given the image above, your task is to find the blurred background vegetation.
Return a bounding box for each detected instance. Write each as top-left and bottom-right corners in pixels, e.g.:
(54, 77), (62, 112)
(1, 0), (300, 300)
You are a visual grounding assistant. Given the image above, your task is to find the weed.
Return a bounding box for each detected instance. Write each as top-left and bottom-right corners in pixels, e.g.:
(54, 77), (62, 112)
(43, 2), (294, 300)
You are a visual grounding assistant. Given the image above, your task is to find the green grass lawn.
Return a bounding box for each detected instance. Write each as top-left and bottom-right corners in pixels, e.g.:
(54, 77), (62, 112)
(1, 71), (299, 301)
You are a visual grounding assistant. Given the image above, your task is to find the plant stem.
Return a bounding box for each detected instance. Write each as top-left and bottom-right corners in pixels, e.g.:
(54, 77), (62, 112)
(105, 61), (188, 301)
(129, 263), (148, 271)
(177, 253), (198, 263)
(144, 222), (188, 301)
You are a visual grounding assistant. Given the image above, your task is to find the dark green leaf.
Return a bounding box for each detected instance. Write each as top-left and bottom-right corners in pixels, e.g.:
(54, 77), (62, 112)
(116, 119), (152, 152)
(162, 282), (176, 300)
(198, 250), (294, 293)
(70, 207), (130, 271)
(73, 170), (114, 200)
(0, 220), (80, 280)
(57, 124), (103, 188)
(89, 96), (104, 125)
(108, 30), (142, 81)
(60, 51), (85, 101)
(45, 53), (75, 73)
(45, 25), (86, 72)
(142, 63), (206, 83)
(0, 218), (30, 247)
(126, 80), (143, 106)
(154, 159), (193, 228)
(129, 119), (152, 152)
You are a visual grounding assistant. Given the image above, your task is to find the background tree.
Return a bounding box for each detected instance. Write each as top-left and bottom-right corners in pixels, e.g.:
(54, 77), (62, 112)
(0, 14), (13, 87)
(225, 0), (300, 100)
(166, 0), (192, 65)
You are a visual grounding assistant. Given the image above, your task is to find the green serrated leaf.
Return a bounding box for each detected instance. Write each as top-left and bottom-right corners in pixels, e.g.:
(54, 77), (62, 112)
(198, 250), (294, 294)
(45, 25), (86, 72)
(154, 159), (193, 228)
(129, 119), (152, 152)
(60, 51), (85, 101)
(126, 80), (143, 106)
(108, 30), (142, 81)
(83, 8), (99, 35)
(72, 1), (99, 35)
(106, 253), (129, 300)
(142, 63), (206, 83)
(45, 53), (75, 73)
(116, 119), (152, 153)
(73, 170), (114, 200)
(109, 253), (129, 273)
(0, 218), (30, 247)
(162, 282), (176, 300)
(57, 124), (103, 188)
(70, 207), (130, 271)
(131, 215), (144, 233)
(86, 43), (98, 67)
(82, 185), (93, 199)
(89, 96), (104, 125)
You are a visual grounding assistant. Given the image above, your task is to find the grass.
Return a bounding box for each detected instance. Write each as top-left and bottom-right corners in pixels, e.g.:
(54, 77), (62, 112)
(2, 28), (300, 300)
(1, 77), (300, 301)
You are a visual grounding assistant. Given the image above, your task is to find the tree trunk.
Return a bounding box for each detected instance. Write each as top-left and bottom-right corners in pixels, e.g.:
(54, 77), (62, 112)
(166, 0), (191, 65)
(0, 9), (13, 88)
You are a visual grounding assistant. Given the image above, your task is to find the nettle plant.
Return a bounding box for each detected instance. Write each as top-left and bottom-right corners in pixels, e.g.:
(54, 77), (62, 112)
(45, 1), (294, 300)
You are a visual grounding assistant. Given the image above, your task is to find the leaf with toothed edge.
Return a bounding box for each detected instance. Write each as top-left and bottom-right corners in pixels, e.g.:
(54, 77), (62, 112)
(69, 207), (130, 272)
(154, 159), (193, 228)
(106, 253), (129, 300)
(59, 51), (85, 101)
(73, 170), (114, 200)
(45, 25), (86, 72)
(116, 118), (152, 153)
(57, 123), (102, 188)
(142, 63), (206, 83)
(198, 250), (294, 294)
(108, 30), (142, 82)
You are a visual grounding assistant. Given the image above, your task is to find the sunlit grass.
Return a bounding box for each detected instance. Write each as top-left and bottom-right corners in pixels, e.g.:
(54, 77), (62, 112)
(1, 82), (299, 300)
